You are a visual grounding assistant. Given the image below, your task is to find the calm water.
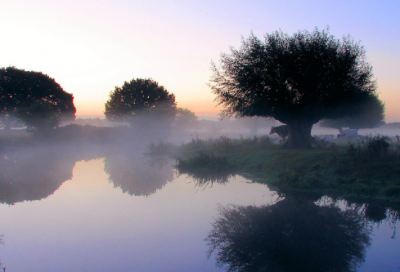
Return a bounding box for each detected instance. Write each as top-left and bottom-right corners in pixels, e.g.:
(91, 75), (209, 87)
(0, 146), (399, 271)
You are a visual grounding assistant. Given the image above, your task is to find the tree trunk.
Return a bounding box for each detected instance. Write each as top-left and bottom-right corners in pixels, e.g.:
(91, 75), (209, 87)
(285, 120), (314, 149)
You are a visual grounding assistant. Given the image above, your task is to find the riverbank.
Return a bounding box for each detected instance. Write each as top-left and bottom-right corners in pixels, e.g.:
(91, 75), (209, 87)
(168, 136), (400, 203)
(2, 126), (399, 203)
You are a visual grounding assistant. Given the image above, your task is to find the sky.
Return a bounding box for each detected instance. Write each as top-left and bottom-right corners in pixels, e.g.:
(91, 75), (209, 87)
(1, 0), (399, 121)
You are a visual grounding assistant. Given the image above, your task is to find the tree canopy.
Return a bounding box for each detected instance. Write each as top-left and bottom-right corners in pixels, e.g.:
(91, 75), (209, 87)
(0, 67), (76, 130)
(16, 100), (61, 133)
(104, 78), (177, 128)
(210, 28), (378, 148)
(320, 94), (385, 132)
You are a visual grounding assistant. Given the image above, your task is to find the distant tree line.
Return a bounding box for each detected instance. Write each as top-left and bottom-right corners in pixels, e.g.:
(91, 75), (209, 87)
(0, 27), (387, 145)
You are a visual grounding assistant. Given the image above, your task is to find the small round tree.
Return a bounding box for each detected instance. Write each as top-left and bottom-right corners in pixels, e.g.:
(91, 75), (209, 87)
(210, 28), (378, 148)
(105, 78), (177, 129)
(0, 67), (76, 131)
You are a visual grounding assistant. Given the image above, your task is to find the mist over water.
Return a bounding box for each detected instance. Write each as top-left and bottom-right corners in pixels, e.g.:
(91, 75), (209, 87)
(0, 116), (399, 271)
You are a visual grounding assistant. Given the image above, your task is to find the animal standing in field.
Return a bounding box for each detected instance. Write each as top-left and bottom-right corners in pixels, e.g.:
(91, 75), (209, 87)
(269, 125), (288, 139)
(337, 129), (358, 140)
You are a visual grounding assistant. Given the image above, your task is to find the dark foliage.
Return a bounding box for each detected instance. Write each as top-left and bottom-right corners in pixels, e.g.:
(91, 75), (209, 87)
(176, 150), (237, 185)
(347, 135), (392, 160)
(206, 197), (371, 272)
(0, 66), (76, 131)
(16, 100), (60, 133)
(210, 28), (377, 148)
(104, 78), (177, 131)
(320, 94), (385, 132)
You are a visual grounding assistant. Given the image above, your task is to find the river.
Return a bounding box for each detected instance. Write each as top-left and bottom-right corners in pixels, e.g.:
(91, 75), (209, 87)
(0, 146), (399, 271)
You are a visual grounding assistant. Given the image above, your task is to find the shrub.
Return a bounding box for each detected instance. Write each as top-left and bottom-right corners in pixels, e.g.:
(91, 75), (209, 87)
(176, 150), (237, 185)
(346, 135), (393, 161)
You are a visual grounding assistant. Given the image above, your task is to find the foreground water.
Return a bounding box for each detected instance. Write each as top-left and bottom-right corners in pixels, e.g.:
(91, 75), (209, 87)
(0, 152), (399, 271)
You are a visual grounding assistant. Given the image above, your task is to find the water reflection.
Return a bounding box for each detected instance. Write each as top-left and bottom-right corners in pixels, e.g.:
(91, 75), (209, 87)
(206, 197), (372, 272)
(0, 234), (4, 271)
(177, 168), (236, 188)
(175, 159), (237, 187)
(0, 147), (77, 204)
(104, 152), (174, 197)
(342, 200), (400, 239)
(0, 142), (177, 203)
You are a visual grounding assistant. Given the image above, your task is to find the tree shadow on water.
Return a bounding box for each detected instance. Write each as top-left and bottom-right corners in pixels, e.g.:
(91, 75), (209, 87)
(104, 151), (174, 197)
(206, 197), (372, 272)
(0, 146), (80, 205)
(176, 150), (237, 188)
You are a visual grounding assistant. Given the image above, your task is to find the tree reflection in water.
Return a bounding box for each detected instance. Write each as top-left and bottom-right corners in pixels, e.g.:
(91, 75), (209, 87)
(206, 197), (372, 272)
(0, 146), (79, 204)
(104, 152), (174, 197)
(340, 199), (400, 239)
(175, 156), (237, 188)
(177, 168), (236, 188)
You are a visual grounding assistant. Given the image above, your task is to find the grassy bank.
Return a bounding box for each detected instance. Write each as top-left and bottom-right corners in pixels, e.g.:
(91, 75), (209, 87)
(164, 136), (400, 202)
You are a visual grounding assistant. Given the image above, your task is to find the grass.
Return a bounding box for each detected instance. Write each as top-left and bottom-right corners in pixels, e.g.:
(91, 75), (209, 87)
(154, 135), (400, 202)
(2, 127), (399, 202)
(176, 149), (237, 186)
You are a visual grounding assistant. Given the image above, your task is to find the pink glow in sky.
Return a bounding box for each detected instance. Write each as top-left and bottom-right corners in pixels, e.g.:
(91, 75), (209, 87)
(1, 0), (399, 121)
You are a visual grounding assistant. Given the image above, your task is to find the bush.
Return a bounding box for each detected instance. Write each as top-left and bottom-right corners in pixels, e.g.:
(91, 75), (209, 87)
(346, 135), (393, 160)
(176, 150), (237, 185)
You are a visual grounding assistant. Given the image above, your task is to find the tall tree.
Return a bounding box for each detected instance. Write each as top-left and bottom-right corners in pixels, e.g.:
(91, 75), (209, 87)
(320, 94), (385, 133)
(210, 28), (377, 148)
(105, 78), (177, 130)
(0, 67), (76, 130)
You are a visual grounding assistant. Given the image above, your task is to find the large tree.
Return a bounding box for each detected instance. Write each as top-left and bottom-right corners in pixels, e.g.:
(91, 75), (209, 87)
(320, 94), (385, 133)
(105, 78), (177, 129)
(0, 67), (76, 130)
(210, 28), (377, 148)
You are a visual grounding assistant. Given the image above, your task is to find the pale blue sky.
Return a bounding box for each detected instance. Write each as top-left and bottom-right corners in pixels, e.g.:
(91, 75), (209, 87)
(1, 0), (399, 120)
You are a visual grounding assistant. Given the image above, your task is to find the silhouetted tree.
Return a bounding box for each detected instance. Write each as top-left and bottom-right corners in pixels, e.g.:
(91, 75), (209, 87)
(104, 78), (177, 131)
(0, 67), (76, 131)
(206, 197), (371, 272)
(320, 94), (385, 133)
(210, 28), (377, 148)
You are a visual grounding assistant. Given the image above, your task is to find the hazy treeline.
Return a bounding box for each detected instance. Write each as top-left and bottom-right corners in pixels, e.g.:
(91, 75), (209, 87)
(0, 142), (176, 205)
